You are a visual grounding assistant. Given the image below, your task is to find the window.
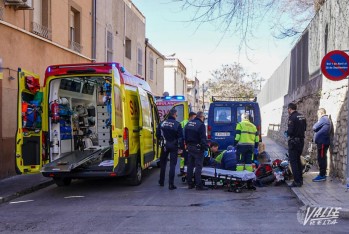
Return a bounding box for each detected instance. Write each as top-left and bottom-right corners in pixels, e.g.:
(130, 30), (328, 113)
(137, 47), (143, 76)
(173, 105), (184, 123)
(125, 37), (131, 59)
(114, 86), (123, 129)
(149, 55), (154, 80)
(214, 107), (231, 123)
(32, 0), (51, 39)
(236, 106), (255, 123)
(107, 31), (113, 62)
(70, 7), (81, 53)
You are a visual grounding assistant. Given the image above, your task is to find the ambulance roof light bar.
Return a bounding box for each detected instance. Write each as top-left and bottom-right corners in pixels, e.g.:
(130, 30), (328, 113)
(157, 95), (185, 101)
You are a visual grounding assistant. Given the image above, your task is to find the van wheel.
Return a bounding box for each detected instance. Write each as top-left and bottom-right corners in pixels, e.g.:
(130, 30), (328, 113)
(54, 178), (72, 187)
(129, 160), (142, 186)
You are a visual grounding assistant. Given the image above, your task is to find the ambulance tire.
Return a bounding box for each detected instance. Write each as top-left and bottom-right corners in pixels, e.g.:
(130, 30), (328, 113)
(54, 178), (72, 187)
(129, 158), (142, 186)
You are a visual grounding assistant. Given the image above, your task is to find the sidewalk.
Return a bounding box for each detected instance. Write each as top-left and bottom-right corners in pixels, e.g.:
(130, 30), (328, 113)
(263, 136), (349, 218)
(0, 174), (53, 204)
(0, 137), (348, 218)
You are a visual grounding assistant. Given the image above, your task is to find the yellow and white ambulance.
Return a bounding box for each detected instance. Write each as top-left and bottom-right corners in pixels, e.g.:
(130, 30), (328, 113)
(15, 63), (160, 186)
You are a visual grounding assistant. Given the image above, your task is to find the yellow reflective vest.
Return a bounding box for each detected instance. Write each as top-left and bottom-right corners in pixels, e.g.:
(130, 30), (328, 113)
(235, 119), (259, 146)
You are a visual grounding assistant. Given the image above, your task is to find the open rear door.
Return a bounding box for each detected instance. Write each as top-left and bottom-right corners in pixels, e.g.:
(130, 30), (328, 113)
(111, 68), (124, 169)
(168, 101), (189, 123)
(15, 69), (48, 174)
(137, 88), (155, 167)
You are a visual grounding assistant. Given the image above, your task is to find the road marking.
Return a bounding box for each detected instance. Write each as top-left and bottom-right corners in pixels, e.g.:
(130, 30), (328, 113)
(64, 196), (85, 199)
(10, 200), (34, 204)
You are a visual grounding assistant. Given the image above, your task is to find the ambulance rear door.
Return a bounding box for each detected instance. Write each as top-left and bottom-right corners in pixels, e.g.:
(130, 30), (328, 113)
(15, 69), (48, 174)
(111, 68), (124, 169)
(167, 101), (189, 124)
(137, 88), (155, 167)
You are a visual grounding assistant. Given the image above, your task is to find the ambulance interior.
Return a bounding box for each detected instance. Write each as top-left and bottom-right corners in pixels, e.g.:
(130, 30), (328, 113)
(48, 76), (113, 165)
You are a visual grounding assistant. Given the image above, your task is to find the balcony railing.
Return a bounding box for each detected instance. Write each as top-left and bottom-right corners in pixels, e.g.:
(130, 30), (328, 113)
(70, 40), (83, 53)
(31, 22), (52, 40)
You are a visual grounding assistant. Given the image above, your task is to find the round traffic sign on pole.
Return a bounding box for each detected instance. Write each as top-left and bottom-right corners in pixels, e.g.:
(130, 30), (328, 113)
(321, 50), (349, 81)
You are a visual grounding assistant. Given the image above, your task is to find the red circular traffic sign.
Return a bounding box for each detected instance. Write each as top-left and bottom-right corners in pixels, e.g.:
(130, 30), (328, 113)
(321, 50), (349, 81)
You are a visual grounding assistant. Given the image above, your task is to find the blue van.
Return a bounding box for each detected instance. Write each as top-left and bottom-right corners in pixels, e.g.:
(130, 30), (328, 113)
(207, 97), (262, 151)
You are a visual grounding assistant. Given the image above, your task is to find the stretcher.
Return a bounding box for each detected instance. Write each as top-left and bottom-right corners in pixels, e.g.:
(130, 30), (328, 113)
(184, 166), (256, 193)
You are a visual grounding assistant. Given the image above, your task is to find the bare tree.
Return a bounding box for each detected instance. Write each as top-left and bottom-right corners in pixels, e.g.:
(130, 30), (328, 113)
(174, 0), (326, 43)
(204, 63), (263, 99)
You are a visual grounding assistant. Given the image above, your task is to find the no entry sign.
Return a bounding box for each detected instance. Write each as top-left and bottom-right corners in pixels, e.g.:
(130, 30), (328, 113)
(321, 50), (349, 81)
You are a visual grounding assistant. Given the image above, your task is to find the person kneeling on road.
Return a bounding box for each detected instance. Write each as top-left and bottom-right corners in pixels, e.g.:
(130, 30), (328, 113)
(215, 146), (237, 171)
(203, 141), (220, 167)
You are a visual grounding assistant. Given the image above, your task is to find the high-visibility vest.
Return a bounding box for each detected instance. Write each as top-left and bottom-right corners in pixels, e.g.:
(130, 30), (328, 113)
(236, 163), (253, 172)
(235, 120), (259, 146)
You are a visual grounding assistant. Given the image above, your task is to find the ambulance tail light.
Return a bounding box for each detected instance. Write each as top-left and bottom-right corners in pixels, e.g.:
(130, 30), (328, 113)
(207, 125), (211, 139)
(123, 127), (129, 157)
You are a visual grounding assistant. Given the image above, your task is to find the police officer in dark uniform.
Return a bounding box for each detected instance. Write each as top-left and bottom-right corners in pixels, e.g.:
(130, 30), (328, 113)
(157, 109), (184, 190)
(185, 111), (208, 190)
(285, 103), (307, 187)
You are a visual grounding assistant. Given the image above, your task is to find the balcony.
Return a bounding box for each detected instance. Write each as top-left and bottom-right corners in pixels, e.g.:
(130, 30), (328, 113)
(69, 40), (83, 53)
(31, 22), (52, 40)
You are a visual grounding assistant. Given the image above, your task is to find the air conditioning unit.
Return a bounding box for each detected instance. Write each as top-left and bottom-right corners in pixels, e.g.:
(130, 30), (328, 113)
(5, 0), (33, 10)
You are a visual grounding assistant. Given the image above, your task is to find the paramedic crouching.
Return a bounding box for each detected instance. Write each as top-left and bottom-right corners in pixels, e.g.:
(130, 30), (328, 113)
(185, 111), (209, 190)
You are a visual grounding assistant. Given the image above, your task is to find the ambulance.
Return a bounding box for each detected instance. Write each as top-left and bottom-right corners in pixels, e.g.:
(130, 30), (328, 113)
(155, 95), (189, 123)
(15, 63), (160, 186)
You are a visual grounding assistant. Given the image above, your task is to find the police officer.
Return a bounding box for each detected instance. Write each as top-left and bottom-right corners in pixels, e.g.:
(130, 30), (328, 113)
(157, 109), (184, 190)
(285, 103), (307, 187)
(234, 113), (259, 172)
(185, 111), (208, 190)
(178, 112), (197, 176)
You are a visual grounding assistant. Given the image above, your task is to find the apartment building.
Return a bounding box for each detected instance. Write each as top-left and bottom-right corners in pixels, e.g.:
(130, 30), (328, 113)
(145, 40), (165, 96)
(0, 0), (94, 178)
(164, 58), (187, 97)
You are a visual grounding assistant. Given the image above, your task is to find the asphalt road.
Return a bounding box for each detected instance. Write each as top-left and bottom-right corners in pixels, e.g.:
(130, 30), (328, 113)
(0, 166), (348, 233)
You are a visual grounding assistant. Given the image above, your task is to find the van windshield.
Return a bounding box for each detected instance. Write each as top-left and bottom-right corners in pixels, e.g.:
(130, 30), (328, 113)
(214, 107), (231, 123)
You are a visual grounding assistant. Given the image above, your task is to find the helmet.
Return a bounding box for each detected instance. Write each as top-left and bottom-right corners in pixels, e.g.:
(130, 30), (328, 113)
(280, 160), (289, 168)
(272, 159), (282, 167)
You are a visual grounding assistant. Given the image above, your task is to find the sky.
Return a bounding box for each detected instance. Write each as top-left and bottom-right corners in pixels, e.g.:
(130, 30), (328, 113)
(132, 0), (296, 83)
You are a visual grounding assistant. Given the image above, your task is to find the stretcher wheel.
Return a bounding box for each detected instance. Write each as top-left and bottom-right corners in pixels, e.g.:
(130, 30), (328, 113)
(234, 188), (241, 193)
(181, 177), (186, 182)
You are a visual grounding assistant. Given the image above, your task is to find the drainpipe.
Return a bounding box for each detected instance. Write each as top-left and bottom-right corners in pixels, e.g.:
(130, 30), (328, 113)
(145, 38), (148, 81)
(92, 0), (96, 62)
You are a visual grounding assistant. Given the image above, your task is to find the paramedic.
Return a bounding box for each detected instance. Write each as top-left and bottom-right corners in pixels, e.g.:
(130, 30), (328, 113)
(157, 109), (184, 190)
(203, 141), (220, 167)
(234, 113), (259, 172)
(215, 145), (237, 171)
(178, 111), (197, 176)
(185, 111), (208, 190)
(285, 103), (307, 187)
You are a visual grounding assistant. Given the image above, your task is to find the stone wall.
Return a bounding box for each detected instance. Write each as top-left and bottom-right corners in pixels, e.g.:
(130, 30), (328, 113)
(258, 0), (349, 181)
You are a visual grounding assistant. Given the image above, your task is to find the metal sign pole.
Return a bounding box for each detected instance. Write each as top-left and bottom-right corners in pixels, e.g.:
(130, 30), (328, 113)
(347, 76), (349, 190)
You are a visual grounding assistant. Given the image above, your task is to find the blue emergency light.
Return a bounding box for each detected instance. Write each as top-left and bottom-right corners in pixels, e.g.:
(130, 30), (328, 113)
(163, 95), (185, 100)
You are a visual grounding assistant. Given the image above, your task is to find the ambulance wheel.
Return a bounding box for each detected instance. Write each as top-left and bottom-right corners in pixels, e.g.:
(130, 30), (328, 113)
(156, 160), (161, 168)
(54, 178), (71, 187)
(129, 159), (142, 186)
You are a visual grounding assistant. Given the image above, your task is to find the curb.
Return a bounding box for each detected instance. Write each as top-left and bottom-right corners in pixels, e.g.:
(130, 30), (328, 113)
(0, 180), (54, 205)
(289, 186), (349, 219)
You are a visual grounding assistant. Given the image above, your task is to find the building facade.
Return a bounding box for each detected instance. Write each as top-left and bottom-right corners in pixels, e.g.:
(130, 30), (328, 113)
(0, 0), (93, 178)
(164, 58), (187, 97)
(145, 40), (165, 96)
